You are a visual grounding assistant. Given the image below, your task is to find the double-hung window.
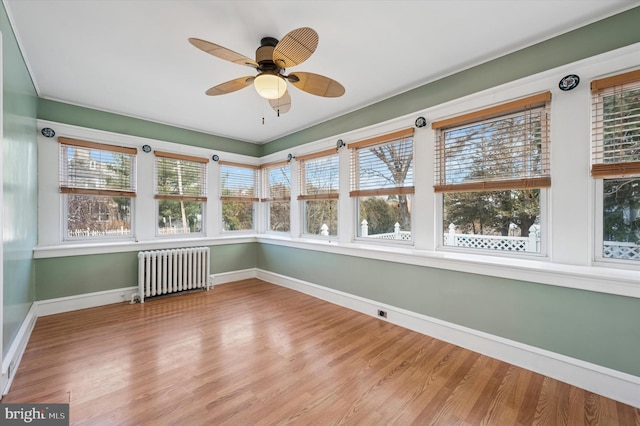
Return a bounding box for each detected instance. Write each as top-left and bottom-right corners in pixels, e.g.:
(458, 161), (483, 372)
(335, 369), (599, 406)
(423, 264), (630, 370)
(297, 149), (339, 237)
(433, 92), (551, 254)
(591, 69), (640, 263)
(261, 161), (291, 233)
(220, 161), (259, 231)
(59, 137), (136, 240)
(155, 151), (207, 235)
(349, 128), (414, 242)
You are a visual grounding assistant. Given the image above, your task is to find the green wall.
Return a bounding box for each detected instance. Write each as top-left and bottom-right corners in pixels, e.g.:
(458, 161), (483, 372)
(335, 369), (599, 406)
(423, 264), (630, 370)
(25, 5), (640, 381)
(2, 3), (38, 356)
(34, 243), (258, 300)
(263, 5), (640, 154)
(37, 98), (262, 157)
(33, 240), (640, 377)
(257, 243), (640, 377)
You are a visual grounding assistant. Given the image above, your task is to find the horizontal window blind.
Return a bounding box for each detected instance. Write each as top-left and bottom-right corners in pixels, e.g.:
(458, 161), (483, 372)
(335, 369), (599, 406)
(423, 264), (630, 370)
(59, 137), (136, 197)
(155, 151), (207, 201)
(349, 128), (414, 197)
(154, 150), (209, 164)
(297, 149), (339, 200)
(591, 69), (640, 178)
(220, 161), (259, 202)
(261, 161), (291, 202)
(433, 92), (551, 193)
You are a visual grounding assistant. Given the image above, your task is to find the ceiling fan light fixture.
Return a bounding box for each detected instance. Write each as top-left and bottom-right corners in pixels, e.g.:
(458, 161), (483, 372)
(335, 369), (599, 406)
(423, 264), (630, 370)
(254, 74), (286, 99)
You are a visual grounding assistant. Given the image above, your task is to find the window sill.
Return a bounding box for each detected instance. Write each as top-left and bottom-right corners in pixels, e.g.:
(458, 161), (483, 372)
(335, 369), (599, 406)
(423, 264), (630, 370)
(256, 235), (640, 299)
(33, 234), (639, 299)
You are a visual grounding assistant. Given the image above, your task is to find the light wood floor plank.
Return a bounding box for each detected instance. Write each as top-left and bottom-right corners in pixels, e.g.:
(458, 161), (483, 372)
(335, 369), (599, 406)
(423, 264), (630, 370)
(2, 279), (639, 425)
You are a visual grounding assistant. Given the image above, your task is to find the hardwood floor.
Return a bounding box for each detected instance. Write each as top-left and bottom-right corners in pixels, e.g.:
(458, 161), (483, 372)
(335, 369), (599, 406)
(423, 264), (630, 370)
(3, 279), (639, 425)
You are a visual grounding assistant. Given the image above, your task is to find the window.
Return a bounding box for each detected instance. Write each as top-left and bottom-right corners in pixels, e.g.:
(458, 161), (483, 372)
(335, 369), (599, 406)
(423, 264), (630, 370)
(592, 69), (640, 263)
(262, 161), (291, 233)
(59, 137), (136, 240)
(220, 161), (259, 231)
(433, 92), (551, 254)
(349, 128), (414, 242)
(155, 151), (207, 235)
(297, 149), (339, 237)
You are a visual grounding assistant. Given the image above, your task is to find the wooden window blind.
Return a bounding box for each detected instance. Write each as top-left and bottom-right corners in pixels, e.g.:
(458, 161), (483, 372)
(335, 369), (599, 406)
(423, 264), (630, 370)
(219, 161), (259, 202)
(58, 137), (137, 197)
(591, 69), (640, 178)
(261, 161), (291, 202)
(155, 151), (208, 201)
(297, 149), (339, 200)
(348, 128), (414, 197)
(432, 92), (551, 193)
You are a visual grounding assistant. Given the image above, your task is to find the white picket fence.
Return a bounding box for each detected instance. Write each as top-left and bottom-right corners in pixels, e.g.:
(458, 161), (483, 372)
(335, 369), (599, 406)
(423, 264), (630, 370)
(359, 220), (411, 241)
(158, 226), (189, 235)
(68, 227), (130, 238)
(360, 221), (640, 259)
(603, 241), (640, 260)
(444, 223), (539, 252)
(360, 221), (539, 252)
(69, 227), (191, 237)
(72, 222), (640, 260)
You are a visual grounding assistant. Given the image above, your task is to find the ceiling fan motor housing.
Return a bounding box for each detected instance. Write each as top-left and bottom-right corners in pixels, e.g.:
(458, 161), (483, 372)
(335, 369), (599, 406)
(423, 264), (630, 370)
(256, 37), (280, 73)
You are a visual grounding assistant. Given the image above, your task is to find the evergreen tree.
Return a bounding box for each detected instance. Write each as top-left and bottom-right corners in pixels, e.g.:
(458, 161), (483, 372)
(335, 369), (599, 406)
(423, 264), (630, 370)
(442, 112), (542, 236)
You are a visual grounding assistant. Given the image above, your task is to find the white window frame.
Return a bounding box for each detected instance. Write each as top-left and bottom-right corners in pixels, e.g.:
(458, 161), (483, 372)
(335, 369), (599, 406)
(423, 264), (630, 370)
(154, 151), (208, 237)
(590, 69), (640, 267)
(59, 137), (137, 242)
(593, 177), (640, 269)
(297, 149), (340, 239)
(435, 190), (549, 258)
(262, 161), (291, 235)
(349, 128), (415, 245)
(219, 161), (259, 233)
(433, 92), (552, 257)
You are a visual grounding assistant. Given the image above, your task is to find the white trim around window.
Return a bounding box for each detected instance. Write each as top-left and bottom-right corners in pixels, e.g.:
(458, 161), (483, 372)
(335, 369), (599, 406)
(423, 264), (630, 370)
(35, 44), (640, 298)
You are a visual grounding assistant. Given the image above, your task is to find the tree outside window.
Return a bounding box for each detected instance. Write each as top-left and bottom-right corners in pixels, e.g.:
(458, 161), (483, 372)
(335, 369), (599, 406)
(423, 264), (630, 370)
(433, 92), (551, 253)
(592, 70), (640, 261)
(220, 162), (258, 232)
(263, 163), (291, 233)
(350, 128), (414, 242)
(155, 152), (207, 235)
(60, 139), (136, 239)
(298, 150), (339, 237)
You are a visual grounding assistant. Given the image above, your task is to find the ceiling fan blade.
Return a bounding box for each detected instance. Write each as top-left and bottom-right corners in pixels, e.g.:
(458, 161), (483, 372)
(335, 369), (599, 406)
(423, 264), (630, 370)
(189, 38), (258, 69)
(287, 72), (345, 98)
(269, 90), (292, 115)
(205, 77), (255, 96)
(273, 27), (318, 69)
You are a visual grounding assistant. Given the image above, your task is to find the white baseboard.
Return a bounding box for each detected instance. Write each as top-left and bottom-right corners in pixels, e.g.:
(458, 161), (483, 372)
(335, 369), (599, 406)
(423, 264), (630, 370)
(14, 270), (640, 408)
(209, 268), (257, 287)
(36, 286), (138, 317)
(2, 303), (38, 396)
(256, 269), (640, 409)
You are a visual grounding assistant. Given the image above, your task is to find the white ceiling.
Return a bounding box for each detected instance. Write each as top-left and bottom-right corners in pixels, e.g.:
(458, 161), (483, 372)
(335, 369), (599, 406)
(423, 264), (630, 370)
(5, 0), (638, 144)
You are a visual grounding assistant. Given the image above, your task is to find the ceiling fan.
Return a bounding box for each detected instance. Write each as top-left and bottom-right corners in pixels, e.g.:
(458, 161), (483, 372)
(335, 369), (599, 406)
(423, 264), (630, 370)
(188, 27), (345, 115)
